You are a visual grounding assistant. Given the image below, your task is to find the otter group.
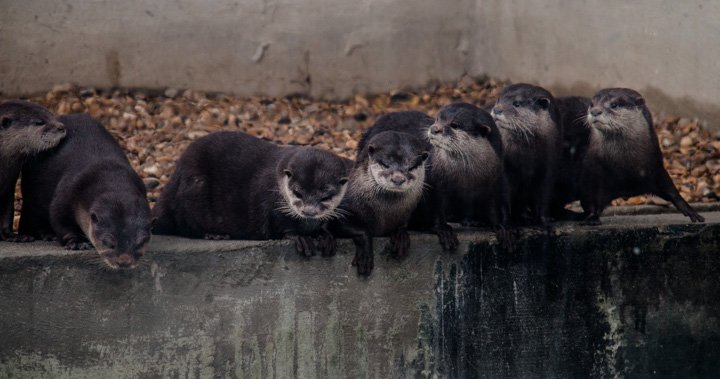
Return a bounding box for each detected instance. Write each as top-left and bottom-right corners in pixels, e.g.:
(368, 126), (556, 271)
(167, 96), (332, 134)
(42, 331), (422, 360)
(0, 85), (704, 275)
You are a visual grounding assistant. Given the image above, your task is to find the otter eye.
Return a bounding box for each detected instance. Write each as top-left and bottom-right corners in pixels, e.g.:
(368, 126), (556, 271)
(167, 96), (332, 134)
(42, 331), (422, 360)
(378, 161), (389, 169)
(320, 195), (332, 202)
(32, 120), (46, 127)
(512, 101), (521, 107)
(103, 238), (116, 250)
(292, 190), (303, 199)
(610, 102), (618, 109)
(1, 118), (12, 128)
(449, 122), (460, 129)
(90, 213), (99, 223)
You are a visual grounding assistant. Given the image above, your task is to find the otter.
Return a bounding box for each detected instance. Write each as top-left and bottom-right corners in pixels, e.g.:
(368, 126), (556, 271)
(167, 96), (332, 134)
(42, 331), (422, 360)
(356, 106), (510, 251)
(152, 131), (349, 257)
(490, 83), (562, 226)
(19, 114), (151, 269)
(0, 100), (66, 242)
(331, 130), (429, 276)
(572, 88), (704, 224)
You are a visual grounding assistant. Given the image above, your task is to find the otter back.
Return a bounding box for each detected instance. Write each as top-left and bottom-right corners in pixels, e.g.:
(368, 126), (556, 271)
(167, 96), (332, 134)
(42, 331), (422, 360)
(19, 114), (151, 269)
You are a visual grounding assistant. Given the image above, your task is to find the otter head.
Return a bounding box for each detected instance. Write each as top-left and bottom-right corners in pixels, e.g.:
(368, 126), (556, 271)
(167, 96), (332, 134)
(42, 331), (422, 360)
(429, 102), (496, 154)
(0, 100), (65, 156)
(587, 88), (648, 135)
(278, 147), (349, 221)
(82, 195), (152, 269)
(364, 131), (429, 192)
(491, 83), (556, 140)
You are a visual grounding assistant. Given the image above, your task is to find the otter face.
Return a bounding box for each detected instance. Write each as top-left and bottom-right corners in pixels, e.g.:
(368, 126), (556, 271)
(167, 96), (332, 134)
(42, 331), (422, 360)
(83, 197), (152, 269)
(0, 100), (66, 156)
(429, 103), (495, 155)
(278, 148), (349, 221)
(491, 84), (555, 141)
(366, 132), (429, 192)
(587, 88), (647, 134)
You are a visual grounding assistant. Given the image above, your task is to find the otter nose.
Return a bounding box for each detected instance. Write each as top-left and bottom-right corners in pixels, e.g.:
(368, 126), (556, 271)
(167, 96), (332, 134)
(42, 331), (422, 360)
(302, 209), (318, 217)
(590, 109), (602, 117)
(115, 255), (134, 268)
(391, 176), (406, 186)
(430, 124), (443, 135)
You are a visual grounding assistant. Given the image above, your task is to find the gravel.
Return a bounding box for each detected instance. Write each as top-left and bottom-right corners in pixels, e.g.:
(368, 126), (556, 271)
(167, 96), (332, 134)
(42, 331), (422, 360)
(4, 77), (719, 229)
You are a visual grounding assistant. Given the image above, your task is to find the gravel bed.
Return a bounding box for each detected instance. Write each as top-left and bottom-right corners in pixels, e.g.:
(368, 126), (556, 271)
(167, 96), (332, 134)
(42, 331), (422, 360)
(4, 77), (719, 228)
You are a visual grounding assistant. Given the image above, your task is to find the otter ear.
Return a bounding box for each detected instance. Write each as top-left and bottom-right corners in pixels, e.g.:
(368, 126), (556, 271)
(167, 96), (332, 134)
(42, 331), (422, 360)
(537, 97), (550, 110)
(1, 117), (12, 129)
(479, 124), (492, 137)
(421, 151), (429, 161)
(630, 93), (645, 106)
(90, 212), (99, 223)
(367, 145), (375, 157)
(283, 169), (293, 178)
(339, 177), (349, 185)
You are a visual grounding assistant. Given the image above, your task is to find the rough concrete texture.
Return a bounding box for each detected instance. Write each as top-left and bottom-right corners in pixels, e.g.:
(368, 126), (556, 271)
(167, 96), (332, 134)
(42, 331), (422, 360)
(1, 0), (718, 126)
(1, 212), (719, 378)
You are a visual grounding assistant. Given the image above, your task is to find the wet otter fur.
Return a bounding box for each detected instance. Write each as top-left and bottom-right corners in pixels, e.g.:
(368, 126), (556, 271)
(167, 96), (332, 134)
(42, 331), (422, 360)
(152, 131), (349, 256)
(0, 100), (65, 242)
(19, 114), (151, 269)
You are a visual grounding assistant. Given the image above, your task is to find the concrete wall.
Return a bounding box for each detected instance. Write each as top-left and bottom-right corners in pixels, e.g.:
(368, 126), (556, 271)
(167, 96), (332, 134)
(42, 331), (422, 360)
(1, 212), (720, 378)
(1, 0), (718, 126)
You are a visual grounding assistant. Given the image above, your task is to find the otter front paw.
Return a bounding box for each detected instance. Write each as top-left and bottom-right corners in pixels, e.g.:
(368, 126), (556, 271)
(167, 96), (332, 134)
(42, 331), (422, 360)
(63, 235), (93, 250)
(0, 230), (34, 243)
(434, 224), (459, 251)
(352, 249), (374, 276)
(316, 233), (337, 257)
(289, 235), (316, 257)
(390, 228), (410, 258)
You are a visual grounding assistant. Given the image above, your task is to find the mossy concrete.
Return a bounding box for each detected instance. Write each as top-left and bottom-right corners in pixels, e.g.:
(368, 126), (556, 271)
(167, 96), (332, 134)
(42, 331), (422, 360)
(1, 212), (719, 378)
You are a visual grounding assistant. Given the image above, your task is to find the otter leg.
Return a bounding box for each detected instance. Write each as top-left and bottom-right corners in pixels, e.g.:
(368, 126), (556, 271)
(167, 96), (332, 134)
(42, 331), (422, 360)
(316, 229), (337, 257)
(351, 230), (374, 276)
(431, 195), (458, 251)
(653, 170), (705, 222)
(62, 233), (93, 250)
(390, 226), (411, 258)
(288, 235), (316, 257)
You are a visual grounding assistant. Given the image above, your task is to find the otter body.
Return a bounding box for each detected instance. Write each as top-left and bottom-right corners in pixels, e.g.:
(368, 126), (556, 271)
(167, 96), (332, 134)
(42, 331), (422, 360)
(574, 88), (704, 224)
(333, 130), (428, 276)
(152, 131), (349, 256)
(19, 114), (151, 269)
(0, 100), (66, 242)
(491, 83), (562, 225)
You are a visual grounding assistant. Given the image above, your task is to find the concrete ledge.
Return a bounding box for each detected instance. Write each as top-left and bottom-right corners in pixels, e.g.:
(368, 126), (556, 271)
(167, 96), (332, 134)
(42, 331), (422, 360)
(2, 212), (720, 377)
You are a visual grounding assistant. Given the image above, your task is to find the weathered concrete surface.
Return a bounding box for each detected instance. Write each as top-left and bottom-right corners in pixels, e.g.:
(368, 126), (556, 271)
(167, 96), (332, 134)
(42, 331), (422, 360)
(1, 212), (720, 378)
(1, 0), (718, 126)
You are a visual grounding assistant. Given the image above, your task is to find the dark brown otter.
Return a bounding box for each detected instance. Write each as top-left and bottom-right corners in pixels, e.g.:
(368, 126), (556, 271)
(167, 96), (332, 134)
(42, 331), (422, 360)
(0, 100), (65, 242)
(356, 106), (510, 251)
(152, 131), (349, 257)
(19, 114), (151, 269)
(331, 130), (429, 276)
(574, 88), (704, 224)
(490, 83), (562, 226)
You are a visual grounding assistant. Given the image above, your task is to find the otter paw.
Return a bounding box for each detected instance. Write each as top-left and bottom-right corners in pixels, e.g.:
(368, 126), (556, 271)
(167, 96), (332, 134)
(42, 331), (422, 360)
(316, 233), (337, 257)
(64, 239), (93, 250)
(390, 229), (410, 258)
(434, 225), (459, 251)
(352, 250), (374, 276)
(290, 235), (315, 257)
(494, 227), (520, 253)
(0, 231), (34, 243)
